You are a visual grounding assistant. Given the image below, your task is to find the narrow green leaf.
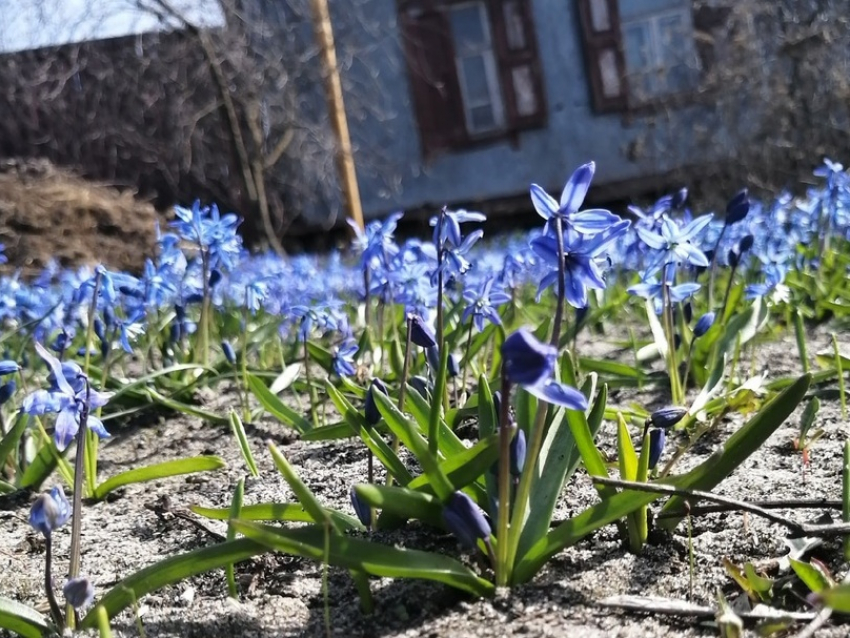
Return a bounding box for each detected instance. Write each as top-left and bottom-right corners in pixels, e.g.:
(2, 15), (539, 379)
(355, 484), (443, 525)
(617, 413), (638, 481)
(190, 502), (362, 530)
(231, 520), (495, 598)
(406, 434), (499, 495)
(0, 596), (50, 638)
(93, 456), (225, 501)
(744, 562), (773, 602)
(226, 478), (245, 597)
(372, 391), (454, 501)
(790, 558), (834, 594)
(247, 373), (311, 434)
(406, 387), (466, 457)
(0, 413), (29, 470)
(306, 341), (334, 373)
(325, 383), (413, 485)
(579, 357), (644, 380)
(80, 538), (266, 627)
(229, 411), (259, 477)
(300, 421), (354, 441)
(268, 443), (335, 530)
(19, 435), (69, 490)
(108, 364), (215, 401)
(658, 373), (811, 529)
(146, 389), (228, 424)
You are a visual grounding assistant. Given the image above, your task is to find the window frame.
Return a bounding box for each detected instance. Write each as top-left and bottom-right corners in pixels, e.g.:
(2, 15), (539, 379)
(398, 0), (547, 158)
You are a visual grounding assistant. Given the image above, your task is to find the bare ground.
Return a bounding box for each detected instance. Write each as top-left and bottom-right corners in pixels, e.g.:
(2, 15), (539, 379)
(2, 327), (850, 638)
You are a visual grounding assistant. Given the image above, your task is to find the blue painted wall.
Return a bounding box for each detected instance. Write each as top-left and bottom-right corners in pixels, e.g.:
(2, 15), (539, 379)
(328, 0), (702, 221)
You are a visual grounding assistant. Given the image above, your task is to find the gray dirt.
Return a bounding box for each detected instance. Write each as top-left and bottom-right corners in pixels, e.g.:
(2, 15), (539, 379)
(3, 327), (850, 638)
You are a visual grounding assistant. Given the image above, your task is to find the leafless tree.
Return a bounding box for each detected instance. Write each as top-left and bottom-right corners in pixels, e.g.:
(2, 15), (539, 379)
(631, 0), (850, 206)
(0, 0), (396, 250)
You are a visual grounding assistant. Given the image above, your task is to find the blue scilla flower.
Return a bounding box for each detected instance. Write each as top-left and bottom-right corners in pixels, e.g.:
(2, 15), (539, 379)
(171, 201), (243, 271)
(22, 343), (112, 450)
(462, 277), (511, 331)
(745, 263), (789, 301)
(0, 360), (19, 376)
(530, 220), (630, 308)
(29, 486), (71, 537)
(332, 339), (358, 377)
(530, 162), (621, 236)
(348, 212), (403, 270)
(501, 328), (588, 410)
(627, 275), (701, 315)
(430, 208), (486, 250)
(647, 428), (666, 470)
(636, 214), (713, 277)
(693, 311), (716, 338)
(63, 576), (95, 609)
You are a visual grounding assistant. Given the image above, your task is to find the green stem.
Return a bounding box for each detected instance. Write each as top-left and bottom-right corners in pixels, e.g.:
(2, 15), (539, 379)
(495, 371), (513, 586)
(66, 382), (92, 630)
(460, 320), (474, 401)
(44, 535), (64, 631)
(794, 308), (810, 374)
(662, 281), (684, 404)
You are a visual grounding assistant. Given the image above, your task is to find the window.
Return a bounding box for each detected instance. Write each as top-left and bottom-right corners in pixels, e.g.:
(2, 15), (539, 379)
(578, 0), (700, 111)
(399, 0), (546, 157)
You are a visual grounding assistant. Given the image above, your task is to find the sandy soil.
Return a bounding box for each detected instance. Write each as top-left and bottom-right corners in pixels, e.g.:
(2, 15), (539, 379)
(2, 329), (850, 638)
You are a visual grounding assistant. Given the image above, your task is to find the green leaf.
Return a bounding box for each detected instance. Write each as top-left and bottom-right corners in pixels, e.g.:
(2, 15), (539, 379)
(229, 411), (259, 477)
(80, 538), (266, 627)
(93, 456), (226, 501)
(300, 421), (354, 441)
(225, 478), (245, 597)
(268, 443), (335, 530)
(579, 357), (645, 381)
(145, 389), (229, 424)
(306, 341), (334, 373)
(191, 502), (362, 530)
(816, 583), (850, 612)
(744, 562), (773, 602)
(269, 364), (302, 394)
(617, 413), (638, 481)
(246, 373), (311, 434)
(372, 391), (454, 501)
(19, 434), (69, 490)
(231, 520), (495, 598)
(790, 558), (834, 594)
(0, 413), (28, 473)
(798, 397), (820, 443)
(355, 484), (443, 526)
(0, 596), (50, 638)
(325, 383), (413, 485)
(406, 434), (499, 496)
(108, 364), (216, 402)
(657, 373), (811, 529)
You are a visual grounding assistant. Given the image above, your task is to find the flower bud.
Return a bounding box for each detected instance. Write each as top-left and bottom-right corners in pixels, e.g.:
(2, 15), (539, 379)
(447, 353), (460, 378)
(29, 486), (71, 538)
(349, 487), (372, 529)
(442, 491), (491, 549)
(647, 406), (688, 431)
(728, 248), (740, 269)
(501, 328), (556, 387)
(725, 189), (750, 226)
(694, 312), (716, 338)
(408, 314), (437, 348)
(510, 428), (527, 476)
(408, 376), (431, 400)
(221, 340), (237, 365)
(0, 360), (20, 376)
(364, 378), (388, 426)
(425, 346), (440, 372)
(738, 234), (754, 255)
(63, 576), (95, 609)
(672, 187), (689, 209)
(648, 428), (666, 470)
(682, 302), (693, 324)
(0, 380), (15, 405)
(94, 318), (106, 342)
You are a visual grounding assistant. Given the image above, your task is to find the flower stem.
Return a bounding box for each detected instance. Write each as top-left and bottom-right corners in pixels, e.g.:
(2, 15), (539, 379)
(661, 281), (684, 405)
(44, 535), (64, 631)
(66, 381), (92, 630)
(550, 217), (566, 348)
(495, 370), (513, 586)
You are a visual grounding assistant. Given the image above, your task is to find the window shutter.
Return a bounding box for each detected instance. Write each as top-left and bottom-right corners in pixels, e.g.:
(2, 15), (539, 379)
(490, 0), (547, 129)
(576, 0), (627, 112)
(398, 4), (467, 157)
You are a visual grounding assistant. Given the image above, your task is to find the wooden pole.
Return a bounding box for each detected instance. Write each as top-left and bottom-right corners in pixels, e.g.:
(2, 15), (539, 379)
(309, 0), (365, 231)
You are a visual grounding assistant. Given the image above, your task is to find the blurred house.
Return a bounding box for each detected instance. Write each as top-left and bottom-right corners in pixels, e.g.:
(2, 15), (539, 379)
(0, 0), (730, 229)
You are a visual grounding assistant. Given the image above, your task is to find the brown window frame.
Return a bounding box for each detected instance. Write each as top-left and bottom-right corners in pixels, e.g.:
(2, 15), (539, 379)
(577, 0), (707, 114)
(398, 0), (547, 158)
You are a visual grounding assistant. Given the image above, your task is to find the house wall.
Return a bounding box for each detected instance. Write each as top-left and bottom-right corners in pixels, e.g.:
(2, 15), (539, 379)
(332, 0), (704, 222)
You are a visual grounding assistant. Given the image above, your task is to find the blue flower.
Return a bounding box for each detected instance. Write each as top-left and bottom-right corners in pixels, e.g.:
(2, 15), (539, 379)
(408, 314), (437, 348)
(462, 278), (511, 331)
(501, 329), (588, 410)
(647, 428), (665, 470)
(530, 220), (630, 308)
(636, 214), (713, 276)
(693, 312), (716, 338)
(627, 275), (701, 314)
(21, 343), (112, 450)
(530, 162), (621, 235)
(332, 339), (358, 377)
(348, 212), (403, 270)
(29, 486), (71, 537)
(63, 577), (95, 609)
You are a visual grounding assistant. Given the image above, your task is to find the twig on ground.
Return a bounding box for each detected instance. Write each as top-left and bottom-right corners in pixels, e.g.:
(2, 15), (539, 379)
(598, 595), (817, 623)
(794, 606), (832, 638)
(592, 477), (850, 537)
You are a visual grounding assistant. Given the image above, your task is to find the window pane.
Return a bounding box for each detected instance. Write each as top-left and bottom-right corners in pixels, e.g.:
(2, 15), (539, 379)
(503, 1), (527, 50)
(622, 22), (653, 97)
(597, 48), (622, 98)
(449, 3), (487, 54)
(460, 55), (492, 103)
(511, 65), (537, 115)
(589, 0), (611, 32)
(470, 104), (497, 131)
